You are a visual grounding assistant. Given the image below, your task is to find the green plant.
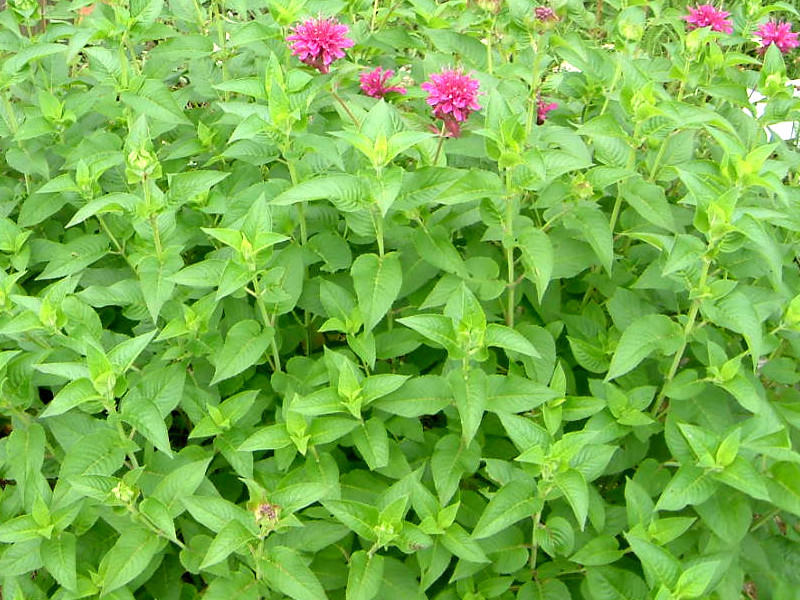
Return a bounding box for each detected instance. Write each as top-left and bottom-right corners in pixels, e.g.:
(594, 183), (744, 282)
(1, 0), (800, 598)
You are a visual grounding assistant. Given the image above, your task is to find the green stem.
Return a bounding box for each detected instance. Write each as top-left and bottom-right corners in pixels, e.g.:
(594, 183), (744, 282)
(505, 174), (517, 327)
(253, 279), (281, 372)
(651, 255), (711, 417)
(433, 123), (447, 165)
(609, 122), (642, 232)
(648, 130), (677, 181)
(370, 0), (380, 31)
(525, 33), (543, 137)
(149, 213), (163, 259)
(331, 87), (360, 128)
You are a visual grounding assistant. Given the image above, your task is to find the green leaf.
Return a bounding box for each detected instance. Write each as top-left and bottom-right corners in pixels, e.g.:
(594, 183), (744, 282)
(485, 324), (541, 358)
(705, 292), (763, 365)
(273, 174), (366, 211)
(138, 255), (179, 323)
(431, 434), (481, 504)
(121, 394), (172, 457)
(441, 523), (490, 563)
(449, 367), (488, 444)
(396, 314), (460, 356)
(211, 320), (274, 384)
(619, 177), (677, 232)
(656, 465), (718, 511)
(239, 424), (292, 451)
(99, 527), (164, 595)
(260, 546), (328, 600)
(606, 314), (678, 381)
(585, 566), (648, 600)
(346, 551), (384, 600)
(674, 560), (724, 599)
(370, 375), (451, 417)
(352, 252), (402, 331)
(487, 375), (559, 413)
(624, 534), (680, 589)
(554, 469), (589, 530)
(351, 418), (390, 469)
(200, 520), (254, 570)
(323, 500), (380, 540)
(40, 378), (101, 418)
(471, 480), (539, 540)
(570, 535), (624, 566)
(766, 462), (800, 518)
(713, 457), (769, 501)
(182, 496), (255, 535)
(41, 533), (78, 592)
(412, 226), (469, 277)
(139, 497), (178, 543)
(564, 205), (613, 274)
(518, 226), (554, 303)
(151, 457), (213, 516)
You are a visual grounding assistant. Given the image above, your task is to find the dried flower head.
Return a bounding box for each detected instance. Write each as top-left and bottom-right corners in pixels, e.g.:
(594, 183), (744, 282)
(286, 17), (354, 73)
(537, 95), (558, 124)
(755, 20), (799, 54)
(421, 69), (481, 137)
(681, 4), (733, 34)
(359, 67), (407, 98)
(253, 502), (281, 526)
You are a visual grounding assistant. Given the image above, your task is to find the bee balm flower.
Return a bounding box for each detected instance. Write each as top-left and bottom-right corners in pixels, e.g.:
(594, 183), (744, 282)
(421, 69), (481, 137)
(286, 17), (354, 73)
(681, 4), (733, 34)
(537, 95), (558, 124)
(755, 20), (799, 54)
(359, 67), (407, 98)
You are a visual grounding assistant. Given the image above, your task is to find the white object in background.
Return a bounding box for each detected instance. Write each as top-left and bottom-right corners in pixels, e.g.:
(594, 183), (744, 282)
(744, 79), (800, 141)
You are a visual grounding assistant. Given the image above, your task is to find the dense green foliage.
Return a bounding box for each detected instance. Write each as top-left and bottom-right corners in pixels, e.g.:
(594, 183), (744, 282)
(1, 0), (800, 598)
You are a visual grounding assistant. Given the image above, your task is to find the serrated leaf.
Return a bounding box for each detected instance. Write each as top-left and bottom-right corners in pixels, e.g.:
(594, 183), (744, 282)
(346, 551), (384, 600)
(656, 465), (718, 511)
(485, 323), (541, 358)
(260, 546), (328, 600)
(518, 226), (554, 302)
(200, 520), (253, 570)
(352, 252), (402, 331)
(396, 314), (460, 356)
(121, 394), (173, 457)
(555, 469), (589, 529)
(472, 480), (538, 540)
(99, 527), (164, 595)
(41, 533), (78, 591)
(606, 314), (678, 381)
(449, 367), (488, 444)
(211, 320), (274, 384)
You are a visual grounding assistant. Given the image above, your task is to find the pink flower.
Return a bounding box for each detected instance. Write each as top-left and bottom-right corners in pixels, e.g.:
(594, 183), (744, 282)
(681, 4), (733, 34)
(359, 67), (407, 98)
(286, 17), (354, 73)
(421, 69), (481, 137)
(534, 6), (557, 22)
(537, 95), (558, 124)
(755, 20), (799, 54)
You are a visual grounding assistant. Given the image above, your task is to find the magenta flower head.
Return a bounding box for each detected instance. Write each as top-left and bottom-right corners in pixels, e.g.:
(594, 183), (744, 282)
(681, 4), (733, 34)
(755, 20), (799, 54)
(537, 95), (558, 124)
(421, 69), (481, 137)
(286, 17), (354, 73)
(534, 6), (557, 22)
(359, 67), (407, 98)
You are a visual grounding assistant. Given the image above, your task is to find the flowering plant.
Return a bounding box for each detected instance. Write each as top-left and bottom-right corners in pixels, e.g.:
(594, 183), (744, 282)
(286, 17), (354, 73)
(1, 1), (799, 599)
(421, 69), (482, 136)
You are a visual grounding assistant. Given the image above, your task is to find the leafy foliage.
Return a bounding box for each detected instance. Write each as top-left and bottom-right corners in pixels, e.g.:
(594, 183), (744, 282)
(1, 0), (800, 598)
